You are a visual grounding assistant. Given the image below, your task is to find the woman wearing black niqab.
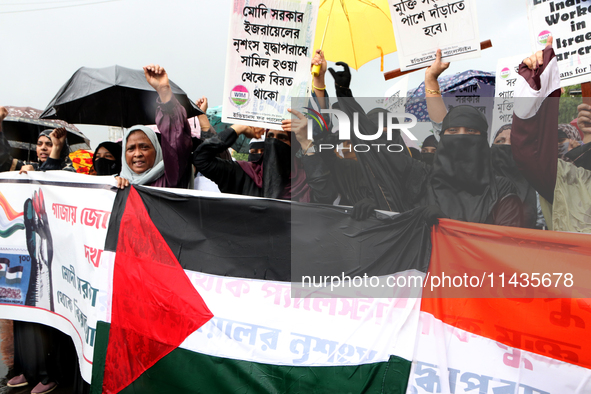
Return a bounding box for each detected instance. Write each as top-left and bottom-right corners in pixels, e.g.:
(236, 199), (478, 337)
(93, 141), (122, 176)
(429, 106), (519, 223)
(329, 62), (524, 227)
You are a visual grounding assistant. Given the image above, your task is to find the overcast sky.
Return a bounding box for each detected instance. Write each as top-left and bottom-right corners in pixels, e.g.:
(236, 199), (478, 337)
(0, 0), (532, 147)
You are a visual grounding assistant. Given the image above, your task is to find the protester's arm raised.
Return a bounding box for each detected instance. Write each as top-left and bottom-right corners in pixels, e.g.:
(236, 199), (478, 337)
(510, 36), (559, 203)
(48, 128), (67, 160)
(425, 49), (449, 124)
(144, 64), (172, 103)
(311, 50), (328, 109)
(196, 96), (212, 132)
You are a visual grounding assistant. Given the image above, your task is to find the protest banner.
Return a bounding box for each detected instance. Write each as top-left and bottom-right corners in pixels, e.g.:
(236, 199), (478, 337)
(0, 172), (115, 382)
(526, 0), (591, 87)
(1, 172), (591, 392)
(381, 75), (410, 113)
(490, 53), (529, 145)
(388, 0), (481, 71)
(222, 0), (319, 130)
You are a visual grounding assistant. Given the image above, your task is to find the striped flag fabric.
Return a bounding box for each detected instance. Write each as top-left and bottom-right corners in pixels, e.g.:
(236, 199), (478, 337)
(90, 185), (433, 394)
(0, 258), (9, 278)
(88, 185), (591, 393)
(1, 174), (590, 393)
(6, 265), (24, 285)
(409, 219), (591, 393)
(0, 191), (24, 238)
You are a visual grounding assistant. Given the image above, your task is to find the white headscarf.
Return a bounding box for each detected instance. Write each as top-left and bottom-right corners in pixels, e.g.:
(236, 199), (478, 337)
(119, 125), (165, 185)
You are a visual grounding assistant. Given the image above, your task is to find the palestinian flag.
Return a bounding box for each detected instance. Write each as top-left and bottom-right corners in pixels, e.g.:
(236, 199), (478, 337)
(88, 185), (591, 393)
(6, 265), (23, 284)
(91, 186), (433, 393)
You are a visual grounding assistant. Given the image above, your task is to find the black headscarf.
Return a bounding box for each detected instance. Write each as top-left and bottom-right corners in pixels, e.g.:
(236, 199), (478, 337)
(420, 135), (438, 166)
(422, 135), (438, 148)
(441, 105), (489, 137)
(237, 133), (311, 202)
(93, 141), (122, 176)
(333, 89), (518, 224)
(38, 129), (74, 170)
(248, 141), (265, 162)
(426, 106), (504, 223)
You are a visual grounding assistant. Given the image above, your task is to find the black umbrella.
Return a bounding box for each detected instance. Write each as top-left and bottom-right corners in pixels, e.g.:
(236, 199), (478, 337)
(40, 65), (204, 128)
(2, 106), (90, 162)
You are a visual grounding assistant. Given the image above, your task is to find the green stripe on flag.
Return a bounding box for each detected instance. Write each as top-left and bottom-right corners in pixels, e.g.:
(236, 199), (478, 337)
(90, 323), (411, 394)
(90, 321), (109, 394)
(121, 350), (411, 394)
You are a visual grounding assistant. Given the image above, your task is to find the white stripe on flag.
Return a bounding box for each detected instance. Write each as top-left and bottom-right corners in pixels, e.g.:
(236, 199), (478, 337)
(180, 270), (422, 367)
(408, 312), (591, 394)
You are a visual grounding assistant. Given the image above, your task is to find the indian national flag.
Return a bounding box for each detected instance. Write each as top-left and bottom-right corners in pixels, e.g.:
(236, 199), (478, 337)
(0, 191), (24, 238)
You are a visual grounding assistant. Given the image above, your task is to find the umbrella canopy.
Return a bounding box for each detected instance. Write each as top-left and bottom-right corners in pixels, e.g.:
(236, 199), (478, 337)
(405, 70), (496, 122)
(2, 106), (90, 162)
(40, 65), (204, 128)
(314, 0), (397, 70)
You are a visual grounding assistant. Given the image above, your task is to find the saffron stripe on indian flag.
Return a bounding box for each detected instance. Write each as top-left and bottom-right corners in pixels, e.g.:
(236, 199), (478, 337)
(0, 191), (24, 222)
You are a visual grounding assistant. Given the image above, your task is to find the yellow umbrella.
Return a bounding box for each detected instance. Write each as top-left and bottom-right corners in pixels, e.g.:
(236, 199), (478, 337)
(313, 0), (397, 71)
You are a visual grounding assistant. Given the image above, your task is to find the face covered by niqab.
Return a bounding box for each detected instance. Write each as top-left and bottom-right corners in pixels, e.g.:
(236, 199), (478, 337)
(237, 132), (310, 202)
(93, 141), (122, 176)
(420, 135), (438, 166)
(429, 105), (499, 223)
(248, 141), (265, 162)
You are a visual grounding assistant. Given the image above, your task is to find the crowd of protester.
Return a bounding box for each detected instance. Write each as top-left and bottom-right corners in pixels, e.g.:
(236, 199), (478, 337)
(0, 35), (590, 393)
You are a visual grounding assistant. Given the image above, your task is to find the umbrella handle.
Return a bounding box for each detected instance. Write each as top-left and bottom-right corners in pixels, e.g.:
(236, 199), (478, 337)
(311, 64), (321, 77)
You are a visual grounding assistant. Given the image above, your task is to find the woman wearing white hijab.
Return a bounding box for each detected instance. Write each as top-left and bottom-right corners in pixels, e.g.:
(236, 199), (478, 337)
(118, 125), (164, 185)
(116, 64), (193, 189)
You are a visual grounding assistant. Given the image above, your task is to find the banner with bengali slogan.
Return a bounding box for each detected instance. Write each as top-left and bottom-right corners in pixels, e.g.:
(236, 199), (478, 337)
(526, 0), (591, 87)
(490, 53), (528, 145)
(1, 172), (591, 392)
(388, 0), (481, 71)
(222, 0), (319, 130)
(381, 75), (410, 113)
(0, 172), (116, 383)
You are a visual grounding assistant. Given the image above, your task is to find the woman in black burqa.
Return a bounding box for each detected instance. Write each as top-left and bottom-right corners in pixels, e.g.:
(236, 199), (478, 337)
(327, 61), (523, 226)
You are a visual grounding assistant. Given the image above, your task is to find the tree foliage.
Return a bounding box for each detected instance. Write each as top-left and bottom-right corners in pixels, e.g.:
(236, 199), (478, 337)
(559, 84), (582, 125)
